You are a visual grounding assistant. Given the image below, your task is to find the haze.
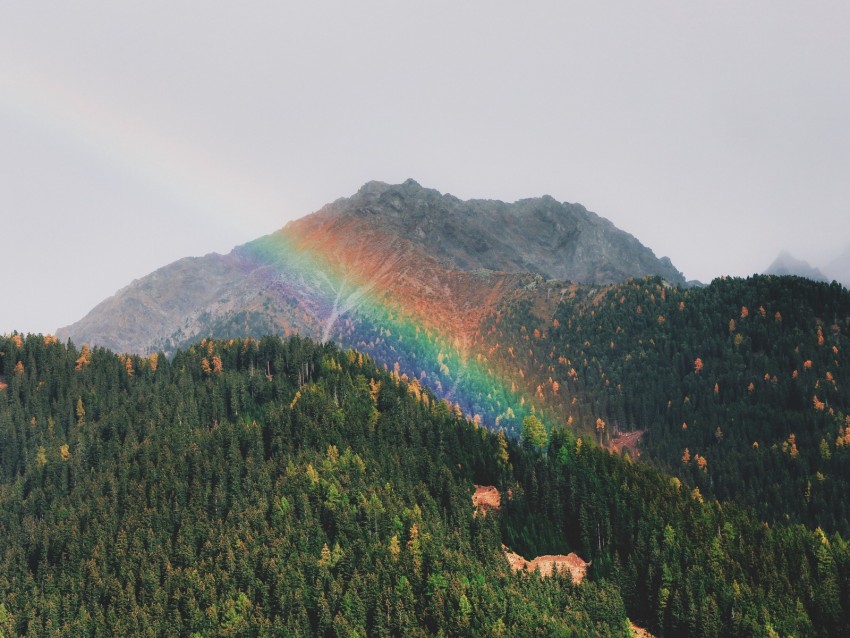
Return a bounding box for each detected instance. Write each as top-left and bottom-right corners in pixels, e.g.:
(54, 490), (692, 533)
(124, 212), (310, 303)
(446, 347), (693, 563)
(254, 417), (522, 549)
(2, 2), (849, 336)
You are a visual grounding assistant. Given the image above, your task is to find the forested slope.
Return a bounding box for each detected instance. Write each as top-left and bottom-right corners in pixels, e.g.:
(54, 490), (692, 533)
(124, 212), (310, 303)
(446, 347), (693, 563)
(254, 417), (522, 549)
(1, 334), (849, 636)
(478, 275), (850, 536)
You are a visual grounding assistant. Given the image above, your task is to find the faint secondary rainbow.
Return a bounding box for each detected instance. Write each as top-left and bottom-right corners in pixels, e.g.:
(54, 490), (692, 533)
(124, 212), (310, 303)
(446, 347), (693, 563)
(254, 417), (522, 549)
(0, 54), (283, 239)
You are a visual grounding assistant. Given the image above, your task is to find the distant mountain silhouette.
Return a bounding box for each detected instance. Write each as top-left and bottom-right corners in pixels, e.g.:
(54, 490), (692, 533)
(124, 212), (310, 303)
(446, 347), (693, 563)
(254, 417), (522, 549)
(826, 245), (850, 288)
(765, 250), (829, 282)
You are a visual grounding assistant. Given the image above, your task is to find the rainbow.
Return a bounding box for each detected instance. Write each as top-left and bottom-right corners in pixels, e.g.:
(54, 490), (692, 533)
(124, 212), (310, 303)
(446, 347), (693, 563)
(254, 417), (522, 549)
(241, 230), (540, 435)
(1, 55), (542, 435)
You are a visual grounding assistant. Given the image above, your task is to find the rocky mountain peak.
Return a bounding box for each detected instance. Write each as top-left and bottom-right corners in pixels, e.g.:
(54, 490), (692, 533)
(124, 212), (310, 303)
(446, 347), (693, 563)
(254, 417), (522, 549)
(301, 181), (685, 285)
(58, 180), (686, 355)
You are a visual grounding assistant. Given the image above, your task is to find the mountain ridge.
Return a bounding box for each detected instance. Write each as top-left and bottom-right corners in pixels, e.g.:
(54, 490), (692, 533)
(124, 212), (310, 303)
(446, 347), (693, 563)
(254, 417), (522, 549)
(764, 247), (850, 289)
(288, 179), (684, 285)
(57, 180), (685, 356)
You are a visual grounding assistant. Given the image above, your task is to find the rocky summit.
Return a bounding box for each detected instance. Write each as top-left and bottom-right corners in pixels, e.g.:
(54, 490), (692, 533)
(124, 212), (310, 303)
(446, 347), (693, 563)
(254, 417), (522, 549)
(294, 179), (684, 285)
(57, 180), (685, 355)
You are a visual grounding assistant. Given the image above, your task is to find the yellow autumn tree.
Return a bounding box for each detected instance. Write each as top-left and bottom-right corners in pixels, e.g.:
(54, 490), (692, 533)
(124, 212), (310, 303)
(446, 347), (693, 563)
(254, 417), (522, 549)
(318, 543), (331, 568)
(407, 523), (422, 572)
(76, 397), (85, 425)
(388, 535), (401, 561)
(75, 344), (91, 370)
(787, 433), (799, 458)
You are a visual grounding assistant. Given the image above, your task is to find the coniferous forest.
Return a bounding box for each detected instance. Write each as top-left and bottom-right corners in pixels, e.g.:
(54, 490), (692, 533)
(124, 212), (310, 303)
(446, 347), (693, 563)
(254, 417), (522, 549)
(478, 275), (850, 536)
(1, 331), (849, 636)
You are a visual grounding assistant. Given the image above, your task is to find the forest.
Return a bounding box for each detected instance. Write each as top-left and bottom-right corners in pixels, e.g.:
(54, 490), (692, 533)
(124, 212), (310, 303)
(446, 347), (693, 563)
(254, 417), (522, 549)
(477, 275), (850, 538)
(1, 332), (849, 636)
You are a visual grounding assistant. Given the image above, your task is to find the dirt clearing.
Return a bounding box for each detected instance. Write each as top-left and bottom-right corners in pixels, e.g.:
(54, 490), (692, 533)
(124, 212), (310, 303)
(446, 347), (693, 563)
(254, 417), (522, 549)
(503, 545), (590, 583)
(609, 430), (645, 458)
(472, 485), (501, 514)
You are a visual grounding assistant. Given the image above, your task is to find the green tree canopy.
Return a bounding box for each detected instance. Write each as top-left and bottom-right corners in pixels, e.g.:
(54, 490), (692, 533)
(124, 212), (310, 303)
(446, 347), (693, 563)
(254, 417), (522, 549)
(521, 414), (547, 449)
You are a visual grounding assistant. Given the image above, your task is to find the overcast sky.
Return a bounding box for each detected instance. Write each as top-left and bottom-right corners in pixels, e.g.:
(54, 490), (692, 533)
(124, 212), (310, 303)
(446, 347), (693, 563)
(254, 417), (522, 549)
(2, 2), (849, 336)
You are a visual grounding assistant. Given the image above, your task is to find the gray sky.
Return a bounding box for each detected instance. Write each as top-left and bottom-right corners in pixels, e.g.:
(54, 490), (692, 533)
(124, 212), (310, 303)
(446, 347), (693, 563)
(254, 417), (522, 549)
(2, 2), (849, 336)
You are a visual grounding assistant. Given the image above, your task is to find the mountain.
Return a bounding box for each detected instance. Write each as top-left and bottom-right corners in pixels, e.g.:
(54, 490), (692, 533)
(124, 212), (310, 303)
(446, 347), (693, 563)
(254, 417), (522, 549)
(765, 250), (829, 282)
(12, 181), (850, 634)
(53, 182), (850, 540)
(57, 179), (684, 357)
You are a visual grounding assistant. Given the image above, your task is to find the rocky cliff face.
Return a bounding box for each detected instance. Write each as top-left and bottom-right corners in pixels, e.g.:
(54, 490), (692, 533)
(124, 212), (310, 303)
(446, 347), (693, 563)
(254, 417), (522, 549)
(293, 179), (684, 285)
(57, 180), (685, 355)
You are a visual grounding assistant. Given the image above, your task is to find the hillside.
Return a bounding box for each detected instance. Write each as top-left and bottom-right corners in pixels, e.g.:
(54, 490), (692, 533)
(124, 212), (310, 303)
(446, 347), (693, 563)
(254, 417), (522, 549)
(2, 334), (849, 636)
(475, 274), (850, 536)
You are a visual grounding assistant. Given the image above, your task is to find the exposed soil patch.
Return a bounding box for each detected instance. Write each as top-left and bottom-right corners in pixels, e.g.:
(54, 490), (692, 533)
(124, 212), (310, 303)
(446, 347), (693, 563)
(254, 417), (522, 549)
(630, 621), (655, 638)
(472, 485), (501, 514)
(503, 545), (590, 584)
(609, 429), (645, 458)
(471, 487), (589, 583)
